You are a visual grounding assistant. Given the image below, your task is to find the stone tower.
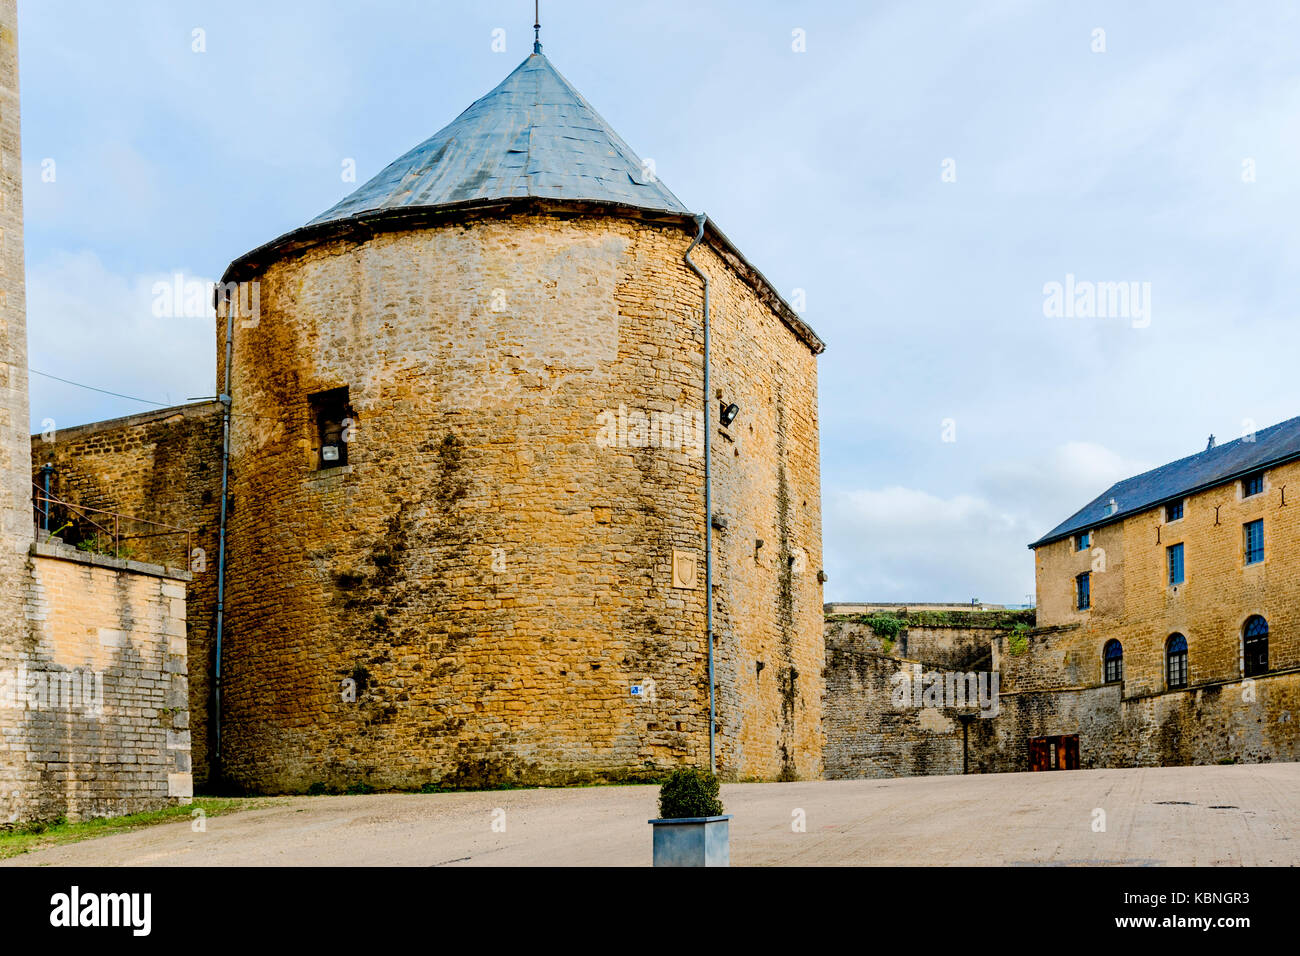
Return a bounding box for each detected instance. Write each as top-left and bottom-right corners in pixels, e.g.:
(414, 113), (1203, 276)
(214, 51), (824, 791)
(0, 0), (31, 681)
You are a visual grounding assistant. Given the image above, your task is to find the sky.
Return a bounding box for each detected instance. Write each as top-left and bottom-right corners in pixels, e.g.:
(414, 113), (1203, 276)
(15, 1), (1300, 605)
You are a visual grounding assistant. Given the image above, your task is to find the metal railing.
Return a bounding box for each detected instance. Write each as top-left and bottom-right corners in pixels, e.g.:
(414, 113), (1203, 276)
(32, 482), (193, 571)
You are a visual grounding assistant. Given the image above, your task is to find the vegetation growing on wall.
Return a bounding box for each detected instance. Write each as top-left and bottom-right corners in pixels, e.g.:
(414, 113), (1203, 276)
(1007, 622), (1031, 656)
(856, 613), (903, 652)
(826, 609), (1036, 632)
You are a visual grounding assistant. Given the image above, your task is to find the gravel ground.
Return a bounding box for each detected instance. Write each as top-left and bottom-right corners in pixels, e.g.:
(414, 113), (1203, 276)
(5, 762), (1296, 866)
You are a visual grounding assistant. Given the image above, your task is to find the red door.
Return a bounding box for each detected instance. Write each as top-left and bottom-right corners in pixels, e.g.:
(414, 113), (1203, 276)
(1028, 737), (1050, 771)
(1028, 735), (1080, 770)
(1060, 735), (1080, 769)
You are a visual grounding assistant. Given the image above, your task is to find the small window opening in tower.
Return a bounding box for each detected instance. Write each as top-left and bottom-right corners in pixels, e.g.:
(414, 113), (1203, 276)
(310, 386), (352, 469)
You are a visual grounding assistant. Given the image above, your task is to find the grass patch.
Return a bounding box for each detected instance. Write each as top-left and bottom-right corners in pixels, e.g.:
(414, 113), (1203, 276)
(0, 797), (273, 860)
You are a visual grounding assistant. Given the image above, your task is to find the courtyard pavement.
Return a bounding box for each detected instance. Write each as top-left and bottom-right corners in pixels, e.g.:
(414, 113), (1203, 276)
(5, 762), (1296, 866)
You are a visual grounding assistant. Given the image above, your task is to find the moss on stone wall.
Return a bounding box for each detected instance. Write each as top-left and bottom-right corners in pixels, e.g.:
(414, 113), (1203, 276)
(825, 609), (1035, 631)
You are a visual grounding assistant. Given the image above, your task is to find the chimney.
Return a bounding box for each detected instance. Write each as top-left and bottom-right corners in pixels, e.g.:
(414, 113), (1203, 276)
(1107, 498), (1118, 515)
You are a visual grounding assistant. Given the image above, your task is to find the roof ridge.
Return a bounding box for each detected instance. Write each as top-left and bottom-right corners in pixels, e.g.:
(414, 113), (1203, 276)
(1031, 413), (1300, 548)
(1117, 414), (1298, 488)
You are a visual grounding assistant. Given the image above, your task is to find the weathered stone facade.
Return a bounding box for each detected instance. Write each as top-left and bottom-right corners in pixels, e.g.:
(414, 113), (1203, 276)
(0, 0), (26, 569)
(993, 453), (1300, 768)
(1033, 456), (1300, 693)
(0, 1), (196, 825)
(974, 664), (1300, 772)
(3, 543), (193, 822)
(30, 402), (223, 785)
(0, 0), (33, 820)
(213, 207), (823, 792)
(823, 611), (1028, 779)
(2, 44), (826, 798)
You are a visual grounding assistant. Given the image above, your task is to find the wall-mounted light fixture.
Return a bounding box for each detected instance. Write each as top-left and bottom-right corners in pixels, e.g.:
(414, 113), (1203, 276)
(720, 402), (740, 427)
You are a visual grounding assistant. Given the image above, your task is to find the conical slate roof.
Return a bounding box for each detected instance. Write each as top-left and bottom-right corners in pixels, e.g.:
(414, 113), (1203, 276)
(310, 52), (689, 225)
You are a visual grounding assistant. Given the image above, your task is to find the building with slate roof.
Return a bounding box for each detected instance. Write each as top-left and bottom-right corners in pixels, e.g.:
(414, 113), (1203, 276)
(23, 32), (825, 795)
(976, 418), (1300, 771)
(824, 419), (1300, 780)
(20, 30), (1295, 794)
(131, 46), (826, 792)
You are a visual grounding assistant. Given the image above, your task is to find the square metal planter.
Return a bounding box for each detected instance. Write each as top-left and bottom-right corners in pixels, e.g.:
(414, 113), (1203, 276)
(649, 815), (731, 867)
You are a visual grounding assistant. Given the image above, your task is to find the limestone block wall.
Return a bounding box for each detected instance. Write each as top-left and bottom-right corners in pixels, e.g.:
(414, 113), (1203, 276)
(0, 0), (33, 820)
(997, 623), (1087, 693)
(1, 543), (192, 825)
(823, 633), (964, 779)
(827, 608), (1300, 776)
(0, 0), (27, 563)
(1034, 457), (1300, 695)
(690, 235), (823, 780)
(998, 456), (1300, 771)
(975, 672), (1300, 771)
(822, 612), (1027, 779)
(31, 402), (223, 786)
(216, 209), (823, 791)
(825, 612), (1027, 669)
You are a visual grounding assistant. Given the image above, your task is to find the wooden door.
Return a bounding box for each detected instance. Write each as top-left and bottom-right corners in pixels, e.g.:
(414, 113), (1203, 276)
(1028, 737), (1050, 771)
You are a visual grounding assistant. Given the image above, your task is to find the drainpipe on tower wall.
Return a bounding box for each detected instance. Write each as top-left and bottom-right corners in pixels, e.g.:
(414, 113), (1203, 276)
(683, 213), (715, 775)
(212, 285), (236, 784)
(40, 463), (52, 532)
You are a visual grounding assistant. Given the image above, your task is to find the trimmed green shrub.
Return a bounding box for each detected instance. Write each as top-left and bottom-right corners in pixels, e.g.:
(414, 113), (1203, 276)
(658, 767), (724, 819)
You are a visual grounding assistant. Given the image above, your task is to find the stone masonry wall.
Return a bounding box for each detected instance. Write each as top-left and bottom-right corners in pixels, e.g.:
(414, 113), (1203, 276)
(825, 609), (1300, 777)
(823, 637), (964, 779)
(1009, 456), (1300, 770)
(823, 612), (1028, 779)
(691, 233), (824, 780)
(216, 210), (823, 791)
(1034, 457), (1300, 694)
(0, 1), (199, 824)
(978, 625), (1300, 771)
(0, 0), (34, 823)
(2, 543), (192, 825)
(31, 402), (223, 787)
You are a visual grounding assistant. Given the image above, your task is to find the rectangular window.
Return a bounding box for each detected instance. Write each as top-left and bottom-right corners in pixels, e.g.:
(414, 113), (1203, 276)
(1243, 472), (1264, 497)
(1167, 649), (1188, 689)
(1074, 531), (1091, 552)
(1165, 499), (1183, 522)
(1244, 519), (1264, 565)
(309, 386), (351, 470)
(1076, 571), (1090, 610)
(1167, 543), (1184, 585)
(1104, 650), (1122, 684)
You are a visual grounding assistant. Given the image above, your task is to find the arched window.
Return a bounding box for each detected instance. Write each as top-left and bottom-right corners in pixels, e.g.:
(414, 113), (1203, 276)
(1103, 639), (1123, 683)
(1166, 634), (1188, 689)
(1243, 616), (1269, 677)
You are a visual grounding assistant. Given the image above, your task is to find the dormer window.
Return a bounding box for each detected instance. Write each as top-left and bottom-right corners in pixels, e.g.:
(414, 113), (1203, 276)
(1165, 499), (1183, 522)
(1243, 472), (1264, 498)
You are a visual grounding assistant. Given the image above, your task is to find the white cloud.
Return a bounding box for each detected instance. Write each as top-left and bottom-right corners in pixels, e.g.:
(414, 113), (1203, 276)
(25, 251), (216, 430)
(825, 485), (1035, 606)
(825, 441), (1150, 605)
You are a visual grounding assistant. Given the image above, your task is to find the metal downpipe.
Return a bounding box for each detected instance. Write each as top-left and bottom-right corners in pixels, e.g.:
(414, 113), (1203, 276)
(683, 212), (715, 775)
(212, 291), (235, 784)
